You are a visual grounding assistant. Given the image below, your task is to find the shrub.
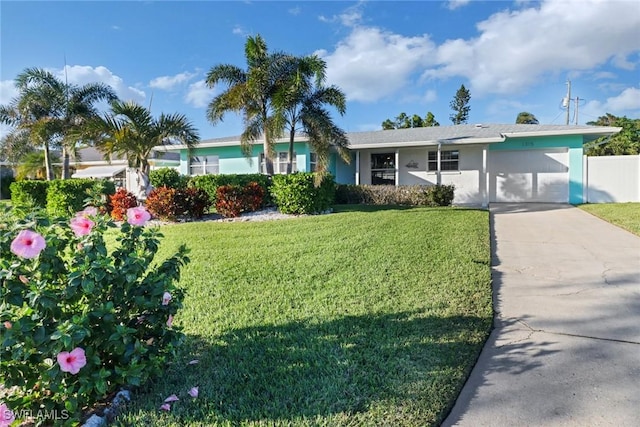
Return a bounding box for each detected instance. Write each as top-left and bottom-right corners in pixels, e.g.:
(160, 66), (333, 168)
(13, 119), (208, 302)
(83, 180), (117, 215)
(335, 184), (455, 207)
(189, 174), (271, 206)
(10, 180), (50, 209)
(215, 185), (244, 218)
(149, 168), (186, 189)
(0, 206), (188, 425)
(46, 179), (110, 218)
(146, 186), (179, 221)
(241, 181), (265, 212)
(270, 173), (335, 215)
(175, 187), (211, 219)
(109, 188), (138, 221)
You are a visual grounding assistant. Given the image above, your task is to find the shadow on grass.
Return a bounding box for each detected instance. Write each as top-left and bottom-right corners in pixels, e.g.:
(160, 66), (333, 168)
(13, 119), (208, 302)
(124, 311), (491, 425)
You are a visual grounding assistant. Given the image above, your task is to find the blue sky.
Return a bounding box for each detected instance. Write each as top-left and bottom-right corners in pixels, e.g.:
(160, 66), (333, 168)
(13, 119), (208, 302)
(1, 0), (639, 141)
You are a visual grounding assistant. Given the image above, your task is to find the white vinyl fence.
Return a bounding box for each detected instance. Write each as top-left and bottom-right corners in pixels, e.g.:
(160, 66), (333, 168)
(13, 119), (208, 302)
(584, 155), (640, 203)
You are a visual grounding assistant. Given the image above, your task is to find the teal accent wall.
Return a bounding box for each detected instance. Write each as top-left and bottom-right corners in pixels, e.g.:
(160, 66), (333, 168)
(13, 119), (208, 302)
(333, 152), (356, 184)
(490, 134), (584, 204)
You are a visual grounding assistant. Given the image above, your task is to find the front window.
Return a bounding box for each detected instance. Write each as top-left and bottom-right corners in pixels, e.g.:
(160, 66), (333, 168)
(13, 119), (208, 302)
(260, 152), (296, 174)
(428, 150), (459, 171)
(309, 152), (317, 172)
(190, 155), (219, 175)
(371, 153), (396, 185)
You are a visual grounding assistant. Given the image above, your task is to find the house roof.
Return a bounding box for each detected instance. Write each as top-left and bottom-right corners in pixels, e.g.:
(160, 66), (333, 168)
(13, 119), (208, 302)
(71, 146), (180, 165)
(157, 124), (621, 151)
(71, 165), (127, 178)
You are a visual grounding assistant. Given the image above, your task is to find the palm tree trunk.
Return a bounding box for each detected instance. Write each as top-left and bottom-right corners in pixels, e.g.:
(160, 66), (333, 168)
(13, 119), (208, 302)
(42, 139), (54, 181)
(286, 127), (295, 174)
(62, 146), (70, 179)
(263, 132), (275, 176)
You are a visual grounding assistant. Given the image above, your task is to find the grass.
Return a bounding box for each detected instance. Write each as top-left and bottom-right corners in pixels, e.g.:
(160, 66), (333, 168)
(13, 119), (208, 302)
(114, 205), (492, 426)
(578, 203), (640, 236)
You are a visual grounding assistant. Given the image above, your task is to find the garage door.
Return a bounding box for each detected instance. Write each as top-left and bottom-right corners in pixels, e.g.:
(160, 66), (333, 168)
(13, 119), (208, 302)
(489, 149), (569, 203)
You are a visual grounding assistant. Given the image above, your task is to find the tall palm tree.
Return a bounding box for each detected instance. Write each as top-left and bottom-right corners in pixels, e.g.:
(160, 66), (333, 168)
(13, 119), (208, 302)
(274, 54), (350, 178)
(206, 35), (292, 175)
(0, 67), (116, 180)
(88, 100), (199, 196)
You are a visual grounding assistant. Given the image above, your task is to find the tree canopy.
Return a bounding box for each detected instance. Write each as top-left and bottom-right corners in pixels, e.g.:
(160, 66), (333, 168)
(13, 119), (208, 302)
(585, 114), (640, 156)
(382, 112), (439, 130)
(515, 112), (539, 124)
(449, 84), (471, 125)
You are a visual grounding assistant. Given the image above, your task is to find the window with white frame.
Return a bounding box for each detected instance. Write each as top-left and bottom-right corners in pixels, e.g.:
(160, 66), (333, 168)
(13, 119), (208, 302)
(189, 155), (219, 175)
(309, 152), (317, 172)
(428, 150), (459, 171)
(370, 152), (396, 185)
(259, 152), (296, 174)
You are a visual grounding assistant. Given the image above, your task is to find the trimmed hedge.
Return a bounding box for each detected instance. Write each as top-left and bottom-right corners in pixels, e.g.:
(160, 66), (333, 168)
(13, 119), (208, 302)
(335, 184), (455, 207)
(189, 173), (271, 207)
(270, 173), (335, 214)
(10, 180), (50, 209)
(46, 179), (105, 217)
(149, 168), (187, 189)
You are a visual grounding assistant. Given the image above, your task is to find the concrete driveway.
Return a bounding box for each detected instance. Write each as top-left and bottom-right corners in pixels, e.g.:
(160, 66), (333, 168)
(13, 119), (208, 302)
(443, 203), (640, 427)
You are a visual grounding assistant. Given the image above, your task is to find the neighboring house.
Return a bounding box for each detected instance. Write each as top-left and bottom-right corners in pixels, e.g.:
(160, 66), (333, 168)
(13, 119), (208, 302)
(70, 146), (180, 190)
(157, 124), (621, 207)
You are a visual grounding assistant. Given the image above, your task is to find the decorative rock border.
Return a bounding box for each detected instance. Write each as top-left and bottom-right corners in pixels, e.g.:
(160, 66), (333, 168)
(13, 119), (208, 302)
(81, 390), (131, 427)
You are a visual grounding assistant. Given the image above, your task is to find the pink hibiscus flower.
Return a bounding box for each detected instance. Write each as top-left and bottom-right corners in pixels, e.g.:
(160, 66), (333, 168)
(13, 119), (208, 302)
(162, 292), (172, 306)
(57, 347), (87, 374)
(77, 206), (98, 218)
(10, 229), (46, 259)
(126, 206), (151, 226)
(0, 402), (15, 427)
(70, 216), (95, 237)
(159, 403), (171, 411)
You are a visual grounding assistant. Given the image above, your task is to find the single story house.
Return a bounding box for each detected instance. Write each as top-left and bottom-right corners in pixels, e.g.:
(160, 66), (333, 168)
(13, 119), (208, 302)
(156, 124), (621, 207)
(70, 146), (180, 190)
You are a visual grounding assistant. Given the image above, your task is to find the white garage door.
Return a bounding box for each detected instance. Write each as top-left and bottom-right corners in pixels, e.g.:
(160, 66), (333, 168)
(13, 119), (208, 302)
(489, 149), (569, 203)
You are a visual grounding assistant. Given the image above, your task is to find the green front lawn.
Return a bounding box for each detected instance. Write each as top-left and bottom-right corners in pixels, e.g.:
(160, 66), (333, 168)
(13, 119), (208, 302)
(578, 203), (640, 236)
(115, 206), (492, 426)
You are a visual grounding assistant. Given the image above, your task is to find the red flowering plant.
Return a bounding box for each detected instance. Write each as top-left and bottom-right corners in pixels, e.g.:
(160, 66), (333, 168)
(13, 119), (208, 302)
(0, 204), (189, 425)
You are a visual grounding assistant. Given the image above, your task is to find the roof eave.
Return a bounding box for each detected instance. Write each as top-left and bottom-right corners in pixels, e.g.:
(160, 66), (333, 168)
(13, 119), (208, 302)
(349, 137), (504, 149)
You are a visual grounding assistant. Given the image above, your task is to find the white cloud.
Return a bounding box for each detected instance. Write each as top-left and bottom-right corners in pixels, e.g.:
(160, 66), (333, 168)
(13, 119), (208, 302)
(185, 80), (214, 108)
(232, 25), (247, 36)
(318, 2), (364, 27)
(446, 0), (471, 10)
(316, 27), (435, 102)
(111, 25), (121, 31)
(0, 80), (18, 105)
(288, 6), (301, 16)
(582, 86), (640, 120)
(423, 0), (640, 95)
(149, 71), (198, 91)
(58, 65), (146, 103)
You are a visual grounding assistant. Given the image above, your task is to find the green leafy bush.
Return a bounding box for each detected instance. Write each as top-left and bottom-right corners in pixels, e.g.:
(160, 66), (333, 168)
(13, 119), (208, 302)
(270, 173), (335, 214)
(109, 188), (138, 221)
(10, 180), (50, 209)
(149, 168), (186, 189)
(46, 179), (108, 218)
(335, 184), (455, 206)
(189, 174), (271, 206)
(0, 206), (188, 425)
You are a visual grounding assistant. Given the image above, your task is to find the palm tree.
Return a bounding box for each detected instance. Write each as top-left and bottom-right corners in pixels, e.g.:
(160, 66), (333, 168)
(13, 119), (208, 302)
(516, 112), (539, 124)
(0, 67), (116, 180)
(206, 35), (292, 175)
(16, 151), (61, 180)
(88, 100), (199, 197)
(273, 54), (350, 177)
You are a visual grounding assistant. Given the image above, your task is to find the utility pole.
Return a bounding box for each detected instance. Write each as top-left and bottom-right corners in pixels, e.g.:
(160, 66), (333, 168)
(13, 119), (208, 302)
(563, 80), (571, 125)
(574, 96), (580, 125)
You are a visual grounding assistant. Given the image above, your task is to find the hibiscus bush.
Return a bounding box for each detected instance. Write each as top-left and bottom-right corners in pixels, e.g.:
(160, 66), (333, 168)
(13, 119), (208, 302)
(0, 204), (189, 426)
